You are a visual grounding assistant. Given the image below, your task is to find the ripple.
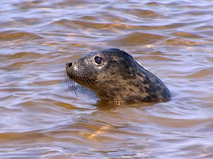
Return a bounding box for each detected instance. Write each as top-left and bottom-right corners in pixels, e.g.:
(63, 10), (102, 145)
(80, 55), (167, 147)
(107, 32), (168, 45)
(0, 30), (42, 41)
(9, 52), (43, 59)
(171, 31), (203, 38)
(186, 68), (213, 78)
(0, 0), (213, 158)
(120, 8), (165, 18)
(163, 38), (201, 45)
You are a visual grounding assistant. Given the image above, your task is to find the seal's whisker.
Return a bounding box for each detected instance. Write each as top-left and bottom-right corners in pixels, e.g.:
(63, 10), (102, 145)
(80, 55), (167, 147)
(64, 71), (79, 97)
(86, 77), (96, 88)
(92, 44), (96, 52)
(83, 77), (90, 88)
(69, 75), (78, 95)
(78, 76), (96, 96)
(65, 74), (72, 88)
(99, 46), (105, 52)
(70, 79), (78, 97)
(75, 72), (96, 87)
(72, 83), (78, 97)
(82, 76), (94, 88)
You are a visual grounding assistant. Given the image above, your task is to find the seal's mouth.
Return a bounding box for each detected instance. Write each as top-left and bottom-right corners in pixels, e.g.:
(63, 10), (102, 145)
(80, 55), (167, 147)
(67, 72), (96, 85)
(66, 67), (96, 88)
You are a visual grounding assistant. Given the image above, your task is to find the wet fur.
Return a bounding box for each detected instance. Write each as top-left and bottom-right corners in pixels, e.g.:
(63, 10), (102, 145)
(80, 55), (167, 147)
(66, 48), (170, 103)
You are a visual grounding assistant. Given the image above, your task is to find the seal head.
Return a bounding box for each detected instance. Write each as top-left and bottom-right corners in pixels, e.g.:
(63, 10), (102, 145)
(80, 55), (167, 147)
(66, 48), (170, 103)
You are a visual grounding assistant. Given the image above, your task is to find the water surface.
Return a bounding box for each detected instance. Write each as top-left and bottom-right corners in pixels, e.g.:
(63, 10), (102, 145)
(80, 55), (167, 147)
(0, 0), (213, 158)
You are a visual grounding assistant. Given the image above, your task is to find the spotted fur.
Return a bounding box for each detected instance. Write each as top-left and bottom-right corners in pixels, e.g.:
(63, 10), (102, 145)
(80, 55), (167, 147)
(66, 48), (170, 103)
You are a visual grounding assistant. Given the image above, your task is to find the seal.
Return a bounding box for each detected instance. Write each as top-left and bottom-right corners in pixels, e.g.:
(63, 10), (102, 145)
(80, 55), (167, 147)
(66, 48), (170, 103)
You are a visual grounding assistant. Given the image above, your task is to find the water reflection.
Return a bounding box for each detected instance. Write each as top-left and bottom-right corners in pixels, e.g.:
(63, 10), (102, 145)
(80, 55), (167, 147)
(0, 0), (213, 158)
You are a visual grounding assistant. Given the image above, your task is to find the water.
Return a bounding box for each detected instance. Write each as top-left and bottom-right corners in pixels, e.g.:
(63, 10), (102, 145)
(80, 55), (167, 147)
(0, 0), (213, 158)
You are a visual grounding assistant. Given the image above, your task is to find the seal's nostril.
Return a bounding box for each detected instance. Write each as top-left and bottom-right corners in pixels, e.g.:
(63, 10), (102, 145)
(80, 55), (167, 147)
(66, 62), (72, 67)
(69, 62), (72, 67)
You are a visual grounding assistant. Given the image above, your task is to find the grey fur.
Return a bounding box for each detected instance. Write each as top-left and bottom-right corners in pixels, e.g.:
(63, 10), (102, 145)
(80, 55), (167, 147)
(66, 48), (170, 103)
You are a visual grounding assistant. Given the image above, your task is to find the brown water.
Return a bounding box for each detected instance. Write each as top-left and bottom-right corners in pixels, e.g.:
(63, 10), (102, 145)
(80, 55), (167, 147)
(0, 0), (213, 158)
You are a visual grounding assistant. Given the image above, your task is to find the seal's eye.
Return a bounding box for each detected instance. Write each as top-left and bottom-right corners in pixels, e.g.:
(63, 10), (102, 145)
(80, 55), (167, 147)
(94, 56), (103, 64)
